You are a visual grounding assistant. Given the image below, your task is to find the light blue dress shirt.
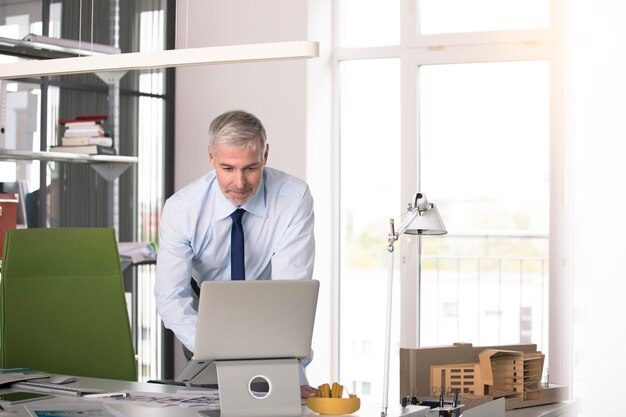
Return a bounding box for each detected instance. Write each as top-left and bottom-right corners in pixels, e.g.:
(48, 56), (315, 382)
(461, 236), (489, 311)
(155, 166), (315, 353)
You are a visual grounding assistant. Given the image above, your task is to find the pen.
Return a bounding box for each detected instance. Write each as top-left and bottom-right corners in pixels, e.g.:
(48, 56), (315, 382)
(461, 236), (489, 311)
(83, 392), (128, 399)
(452, 390), (459, 417)
(438, 393), (444, 417)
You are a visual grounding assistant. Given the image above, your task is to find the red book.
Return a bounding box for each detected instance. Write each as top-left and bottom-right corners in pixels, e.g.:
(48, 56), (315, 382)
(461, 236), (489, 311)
(76, 114), (108, 120)
(58, 114), (108, 124)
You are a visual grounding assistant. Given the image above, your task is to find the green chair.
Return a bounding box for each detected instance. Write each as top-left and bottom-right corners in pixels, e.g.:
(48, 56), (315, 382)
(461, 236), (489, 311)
(0, 228), (136, 381)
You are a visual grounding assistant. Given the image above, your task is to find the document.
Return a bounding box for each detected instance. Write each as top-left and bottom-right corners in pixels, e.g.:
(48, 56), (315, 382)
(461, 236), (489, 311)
(94, 390), (219, 409)
(25, 403), (118, 417)
(0, 370), (48, 387)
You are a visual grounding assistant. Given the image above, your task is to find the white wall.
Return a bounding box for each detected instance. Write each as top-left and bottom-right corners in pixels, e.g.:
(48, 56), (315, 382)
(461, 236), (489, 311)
(567, 1), (626, 414)
(174, 0), (309, 189)
(174, 0), (333, 384)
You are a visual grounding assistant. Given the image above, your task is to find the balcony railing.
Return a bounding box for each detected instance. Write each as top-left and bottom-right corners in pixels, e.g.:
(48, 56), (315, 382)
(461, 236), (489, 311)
(340, 232), (549, 404)
(420, 254), (549, 349)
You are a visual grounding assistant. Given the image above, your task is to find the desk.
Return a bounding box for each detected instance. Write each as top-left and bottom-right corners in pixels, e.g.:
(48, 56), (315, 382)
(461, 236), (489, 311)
(2, 377), (199, 417)
(505, 401), (577, 417)
(1, 376), (576, 417)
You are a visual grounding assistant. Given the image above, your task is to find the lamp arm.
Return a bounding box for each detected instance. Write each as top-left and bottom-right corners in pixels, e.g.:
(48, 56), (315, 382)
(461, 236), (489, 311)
(381, 248), (395, 417)
(387, 219), (398, 252)
(381, 208), (420, 416)
(382, 193), (442, 417)
(388, 208), (419, 251)
(394, 207), (422, 237)
(382, 205), (423, 416)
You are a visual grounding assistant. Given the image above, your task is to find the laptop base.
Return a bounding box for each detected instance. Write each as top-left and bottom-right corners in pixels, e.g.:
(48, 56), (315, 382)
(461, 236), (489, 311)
(216, 358), (301, 417)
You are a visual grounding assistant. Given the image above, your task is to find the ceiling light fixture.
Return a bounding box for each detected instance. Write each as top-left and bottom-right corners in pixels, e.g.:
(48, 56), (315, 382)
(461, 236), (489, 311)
(0, 40), (319, 79)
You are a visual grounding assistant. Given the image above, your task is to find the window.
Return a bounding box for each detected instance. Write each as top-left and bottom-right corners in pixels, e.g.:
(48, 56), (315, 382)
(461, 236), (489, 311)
(339, 0), (400, 47)
(339, 58), (400, 407)
(134, 5), (169, 382)
(419, 0), (550, 34)
(419, 61), (550, 348)
(336, 0), (561, 404)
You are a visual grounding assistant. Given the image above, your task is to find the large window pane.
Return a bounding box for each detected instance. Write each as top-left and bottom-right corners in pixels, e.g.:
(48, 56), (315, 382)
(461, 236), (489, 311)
(419, 61), (550, 354)
(339, 58), (400, 407)
(135, 6), (167, 382)
(419, 0), (550, 34)
(339, 0), (400, 47)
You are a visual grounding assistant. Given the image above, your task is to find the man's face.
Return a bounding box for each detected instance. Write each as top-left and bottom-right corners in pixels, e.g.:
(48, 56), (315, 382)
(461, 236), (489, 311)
(208, 138), (268, 206)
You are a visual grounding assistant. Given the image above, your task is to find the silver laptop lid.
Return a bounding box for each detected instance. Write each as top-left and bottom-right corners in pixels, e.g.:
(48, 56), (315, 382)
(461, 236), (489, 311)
(193, 279), (319, 362)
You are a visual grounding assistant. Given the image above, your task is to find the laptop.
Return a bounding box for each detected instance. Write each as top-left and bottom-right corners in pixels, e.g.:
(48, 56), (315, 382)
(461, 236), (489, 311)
(176, 279), (320, 385)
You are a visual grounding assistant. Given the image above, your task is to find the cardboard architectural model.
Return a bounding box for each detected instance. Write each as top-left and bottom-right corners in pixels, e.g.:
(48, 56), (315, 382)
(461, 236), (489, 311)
(400, 343), (568, 411)
(430, 362), (484, 396)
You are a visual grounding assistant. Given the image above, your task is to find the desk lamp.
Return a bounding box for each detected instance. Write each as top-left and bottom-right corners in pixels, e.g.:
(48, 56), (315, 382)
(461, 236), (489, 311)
(381, 193), (447, 417)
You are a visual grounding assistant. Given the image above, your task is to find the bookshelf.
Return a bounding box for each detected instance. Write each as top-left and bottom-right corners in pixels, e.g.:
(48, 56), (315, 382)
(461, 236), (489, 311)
(0, 148), (137, 164)
(0, 29), (132, 229)
(0, 149), (137, 181)
(0, 1), (170, 384)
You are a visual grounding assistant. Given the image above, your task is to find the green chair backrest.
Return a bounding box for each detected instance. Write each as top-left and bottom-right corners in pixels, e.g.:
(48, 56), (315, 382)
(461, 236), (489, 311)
(0, 228), (136, 381)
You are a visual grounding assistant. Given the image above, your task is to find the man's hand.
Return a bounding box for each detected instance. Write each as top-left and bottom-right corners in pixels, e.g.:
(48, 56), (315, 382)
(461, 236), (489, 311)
(300, 384), (319, 399)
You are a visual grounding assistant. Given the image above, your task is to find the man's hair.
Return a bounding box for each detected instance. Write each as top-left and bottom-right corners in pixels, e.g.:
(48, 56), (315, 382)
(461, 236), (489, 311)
(208, 110), (267, 156)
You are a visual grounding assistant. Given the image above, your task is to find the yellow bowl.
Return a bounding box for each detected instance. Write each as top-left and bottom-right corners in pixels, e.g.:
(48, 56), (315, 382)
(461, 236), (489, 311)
(306, 395), (361, 415)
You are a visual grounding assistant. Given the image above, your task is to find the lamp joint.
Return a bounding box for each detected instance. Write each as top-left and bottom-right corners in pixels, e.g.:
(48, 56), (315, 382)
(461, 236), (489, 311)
(387, 218), (397, 252)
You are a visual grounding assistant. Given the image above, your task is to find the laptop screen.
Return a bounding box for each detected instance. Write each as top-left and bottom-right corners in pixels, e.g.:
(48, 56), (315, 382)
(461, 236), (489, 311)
(193, 279), (319, 362)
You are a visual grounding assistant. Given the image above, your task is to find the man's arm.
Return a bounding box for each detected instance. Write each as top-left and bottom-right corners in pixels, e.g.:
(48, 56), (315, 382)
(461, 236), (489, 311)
(154, 199), (198, 352)
(270, 185), (315, 279)
(269, 185), (315, 385)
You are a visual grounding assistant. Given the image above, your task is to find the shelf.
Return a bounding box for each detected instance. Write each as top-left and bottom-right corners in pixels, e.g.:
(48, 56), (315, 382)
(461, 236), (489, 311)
(0, 148), (137, 164)
(0, 149), (137, 181)
(0, 34), (118, 60)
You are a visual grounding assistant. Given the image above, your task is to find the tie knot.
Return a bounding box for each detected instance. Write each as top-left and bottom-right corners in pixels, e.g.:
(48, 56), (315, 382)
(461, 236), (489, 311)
(231, 208), (245, 224)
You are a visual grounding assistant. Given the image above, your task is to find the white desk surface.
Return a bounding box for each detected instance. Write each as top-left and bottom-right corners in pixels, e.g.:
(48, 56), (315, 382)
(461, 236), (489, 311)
(1, 377), (390, 417)
(505, 401), (577, 417)
(0, 376), (576, 417)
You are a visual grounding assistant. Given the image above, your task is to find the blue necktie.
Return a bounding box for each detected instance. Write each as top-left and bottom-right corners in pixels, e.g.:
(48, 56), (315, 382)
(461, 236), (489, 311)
(230, 208), (245, 280)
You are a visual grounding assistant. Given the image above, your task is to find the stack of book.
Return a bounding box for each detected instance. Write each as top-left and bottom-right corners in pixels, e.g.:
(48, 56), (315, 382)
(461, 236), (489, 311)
(50, 114), (116, 155)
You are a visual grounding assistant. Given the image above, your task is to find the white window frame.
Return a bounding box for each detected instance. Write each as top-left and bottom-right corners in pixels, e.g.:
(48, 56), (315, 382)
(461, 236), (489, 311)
(333, 0), (571, 387)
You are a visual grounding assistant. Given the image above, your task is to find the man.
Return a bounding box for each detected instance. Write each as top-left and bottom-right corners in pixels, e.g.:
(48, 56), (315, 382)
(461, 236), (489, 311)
(155, 110), (316, 393)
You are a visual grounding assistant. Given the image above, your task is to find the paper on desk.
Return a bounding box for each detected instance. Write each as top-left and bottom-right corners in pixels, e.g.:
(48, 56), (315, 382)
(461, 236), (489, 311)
(25, 403), (118, 417)
(0, 372), (48, 387)
(117, 242), (157, 264)
(175, 389), (220, 408)
(100, 390), (219, 408)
